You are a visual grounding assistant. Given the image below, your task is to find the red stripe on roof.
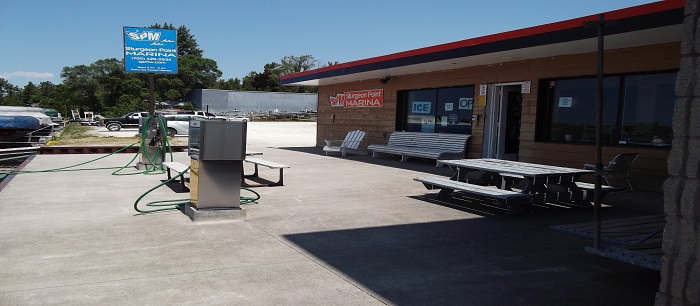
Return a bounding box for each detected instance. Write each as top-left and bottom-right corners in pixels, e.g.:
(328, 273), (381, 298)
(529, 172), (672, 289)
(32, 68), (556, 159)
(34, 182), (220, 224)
(281, 0), (684, 80)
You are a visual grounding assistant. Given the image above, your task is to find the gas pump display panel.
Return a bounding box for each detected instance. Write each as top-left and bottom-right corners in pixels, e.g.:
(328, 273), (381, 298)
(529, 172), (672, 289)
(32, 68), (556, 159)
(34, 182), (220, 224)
(188, 120), (247, 160)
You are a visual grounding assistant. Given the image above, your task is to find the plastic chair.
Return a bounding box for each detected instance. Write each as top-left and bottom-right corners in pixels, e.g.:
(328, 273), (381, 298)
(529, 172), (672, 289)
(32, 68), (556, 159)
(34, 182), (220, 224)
(583, 153), (639, 190)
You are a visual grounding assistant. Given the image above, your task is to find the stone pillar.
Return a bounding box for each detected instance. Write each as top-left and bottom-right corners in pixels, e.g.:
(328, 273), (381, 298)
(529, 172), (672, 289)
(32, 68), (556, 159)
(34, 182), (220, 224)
(656, 1), (700, 305)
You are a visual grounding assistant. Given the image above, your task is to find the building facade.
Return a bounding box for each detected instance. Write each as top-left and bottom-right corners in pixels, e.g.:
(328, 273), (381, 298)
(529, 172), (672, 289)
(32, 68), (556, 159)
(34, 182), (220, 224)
(283, 1), (700, 304)
(282, 1), (685, 192)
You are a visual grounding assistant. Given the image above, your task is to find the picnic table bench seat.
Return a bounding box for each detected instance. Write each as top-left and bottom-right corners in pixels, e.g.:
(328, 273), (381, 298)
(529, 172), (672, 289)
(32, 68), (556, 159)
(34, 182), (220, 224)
(495, 172), (623, 191)
(162, 161), (190, 190)
(414, 176), (531, 215)
(460, 171), (622, 206)
(243, 157), (290, 187)
(368, 132), (471, 165)
(163, 157), (292, 189)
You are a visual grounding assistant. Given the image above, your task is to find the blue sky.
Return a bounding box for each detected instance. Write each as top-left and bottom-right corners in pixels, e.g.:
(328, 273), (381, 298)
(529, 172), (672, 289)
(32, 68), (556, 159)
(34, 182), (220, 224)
(1, 0), (659, 87)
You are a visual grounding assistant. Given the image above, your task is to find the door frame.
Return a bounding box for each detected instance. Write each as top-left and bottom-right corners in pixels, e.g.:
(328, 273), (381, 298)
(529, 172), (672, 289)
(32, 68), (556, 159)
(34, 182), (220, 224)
(482, 82), (523, 160)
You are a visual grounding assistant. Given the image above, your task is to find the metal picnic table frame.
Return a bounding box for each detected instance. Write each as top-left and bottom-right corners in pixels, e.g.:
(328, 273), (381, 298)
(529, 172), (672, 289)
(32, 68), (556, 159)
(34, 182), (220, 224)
(437, 159), (595, 206)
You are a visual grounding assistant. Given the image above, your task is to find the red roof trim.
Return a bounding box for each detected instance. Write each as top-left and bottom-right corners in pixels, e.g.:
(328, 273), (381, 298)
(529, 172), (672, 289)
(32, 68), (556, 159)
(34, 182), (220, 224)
(281, 0), (684, 81)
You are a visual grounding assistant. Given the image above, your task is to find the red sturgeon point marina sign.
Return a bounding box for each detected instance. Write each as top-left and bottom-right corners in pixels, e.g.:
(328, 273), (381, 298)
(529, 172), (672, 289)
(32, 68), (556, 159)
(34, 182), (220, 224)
(330, 89), (383, 108)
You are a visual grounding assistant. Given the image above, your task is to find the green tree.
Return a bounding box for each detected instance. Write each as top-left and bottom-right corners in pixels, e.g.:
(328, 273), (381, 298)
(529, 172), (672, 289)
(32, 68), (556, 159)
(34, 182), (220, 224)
(215, 78), (242, 90)
(35, 81), (63, 114)
(60, 64), (101, 113)
(278, 55), (320, 93)
(0, 78), (22, 106)
(149, 23), (203, 57)
(148, 23), (222, 95)
(20, 82), (38, 106)
(181, 101), (196, 111)
(105, 94), (146, 117)
(91, 58), (143, 111)
(241, 62), (283, 92)
(280, 55), (318, 75)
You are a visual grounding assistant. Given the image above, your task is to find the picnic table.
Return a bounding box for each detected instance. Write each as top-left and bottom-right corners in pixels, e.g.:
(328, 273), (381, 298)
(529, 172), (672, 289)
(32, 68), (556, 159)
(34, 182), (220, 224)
(441, 158), (595, 203)
(415, 159), (614, 214)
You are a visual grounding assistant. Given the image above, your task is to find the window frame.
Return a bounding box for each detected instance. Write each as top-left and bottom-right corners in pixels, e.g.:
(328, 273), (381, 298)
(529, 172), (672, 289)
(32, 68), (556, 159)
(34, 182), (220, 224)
(398, 85), (475, 135)
(536, 70), (677, 148)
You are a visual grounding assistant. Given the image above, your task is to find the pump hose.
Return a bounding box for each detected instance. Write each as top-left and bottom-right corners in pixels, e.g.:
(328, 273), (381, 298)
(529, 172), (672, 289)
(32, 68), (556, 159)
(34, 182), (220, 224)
(0, 154), (30, 162)
(6, 143), (138, 175)
(133, 165), (261, 213)
(112, 116), (173, 176)
(9, 117), (172, 176)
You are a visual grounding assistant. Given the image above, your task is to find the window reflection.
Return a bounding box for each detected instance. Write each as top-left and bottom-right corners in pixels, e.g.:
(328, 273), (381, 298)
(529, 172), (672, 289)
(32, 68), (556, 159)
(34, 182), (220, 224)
(539, 71), (676, 147)
(401, 86), (475, 134)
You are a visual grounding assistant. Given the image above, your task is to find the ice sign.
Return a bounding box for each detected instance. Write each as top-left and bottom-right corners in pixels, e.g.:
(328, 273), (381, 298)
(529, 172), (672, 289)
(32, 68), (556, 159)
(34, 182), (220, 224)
(412, 101), (432, 114)
(126, 30), (162, 42)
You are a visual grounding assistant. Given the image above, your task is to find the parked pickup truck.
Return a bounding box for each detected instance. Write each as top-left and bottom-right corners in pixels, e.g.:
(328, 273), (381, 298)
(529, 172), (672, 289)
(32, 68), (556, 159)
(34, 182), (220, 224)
(177, 111), (229, 120)
(101, 111), (149, 131)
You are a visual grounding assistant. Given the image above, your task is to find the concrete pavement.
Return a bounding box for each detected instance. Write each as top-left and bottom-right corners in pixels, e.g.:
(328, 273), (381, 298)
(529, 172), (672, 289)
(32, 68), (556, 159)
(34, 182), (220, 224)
(0, 126), (664, 305)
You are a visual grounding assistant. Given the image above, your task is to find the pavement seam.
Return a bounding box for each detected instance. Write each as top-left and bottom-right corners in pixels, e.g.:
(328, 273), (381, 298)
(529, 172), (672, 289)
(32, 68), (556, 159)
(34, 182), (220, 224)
(245, 219), (389, 305)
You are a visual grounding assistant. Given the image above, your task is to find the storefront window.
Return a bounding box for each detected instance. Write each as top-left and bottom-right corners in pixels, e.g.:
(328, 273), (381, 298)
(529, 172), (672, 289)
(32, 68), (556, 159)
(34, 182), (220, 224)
(400, 86), (474, 134)
(405, 89), (437, 133)
(538, 71), (676, 147)
(621, 73), (675, 146)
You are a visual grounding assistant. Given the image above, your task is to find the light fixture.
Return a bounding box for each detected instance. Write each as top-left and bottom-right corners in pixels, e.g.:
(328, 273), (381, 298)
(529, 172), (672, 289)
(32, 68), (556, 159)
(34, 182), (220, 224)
(380, 76), (391, 84)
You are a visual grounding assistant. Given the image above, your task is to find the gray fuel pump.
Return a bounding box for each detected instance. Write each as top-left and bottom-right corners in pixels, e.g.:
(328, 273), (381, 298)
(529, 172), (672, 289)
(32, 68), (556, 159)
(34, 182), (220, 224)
(137, 115), (166, 170)
(186, 119), (247, 219)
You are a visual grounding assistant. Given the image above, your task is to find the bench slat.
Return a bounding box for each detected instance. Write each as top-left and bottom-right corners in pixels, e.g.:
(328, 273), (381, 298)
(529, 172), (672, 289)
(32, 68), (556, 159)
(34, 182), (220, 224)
(244, 157), (290, 169)
(414, 176), (530, 199)
(368, 132), (470, 163)
(575, 182), (623, 192)
(162, 161), (190, 191)
(243, 158), (290, 187)
(162, 161), (189, 173)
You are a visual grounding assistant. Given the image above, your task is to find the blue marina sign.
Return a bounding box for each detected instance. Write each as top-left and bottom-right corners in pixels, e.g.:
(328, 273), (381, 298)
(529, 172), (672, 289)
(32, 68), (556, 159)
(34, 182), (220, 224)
(123, 27), (178, 74)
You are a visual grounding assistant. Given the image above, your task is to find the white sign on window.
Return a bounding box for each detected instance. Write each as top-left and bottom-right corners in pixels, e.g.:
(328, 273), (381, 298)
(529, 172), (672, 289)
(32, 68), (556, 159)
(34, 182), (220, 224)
(421, 118), (435, 132)
(458, 98), (473, 110)
(412, 101), (432, 114)
(521, 81), (531, 94)
(559, 97), (573, 107)
(445, 103), (453, 111)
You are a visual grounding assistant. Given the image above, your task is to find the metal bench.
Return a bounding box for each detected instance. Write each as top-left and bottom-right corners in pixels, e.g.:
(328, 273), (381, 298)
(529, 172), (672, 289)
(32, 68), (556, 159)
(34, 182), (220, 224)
(414, 176), (531, 215)
(162, 161), (190, 190)
(243, 157), (290, 187)
(496, 173), (622, 205)
(368, 132), (470, 165)
(574, 181), (623, 192)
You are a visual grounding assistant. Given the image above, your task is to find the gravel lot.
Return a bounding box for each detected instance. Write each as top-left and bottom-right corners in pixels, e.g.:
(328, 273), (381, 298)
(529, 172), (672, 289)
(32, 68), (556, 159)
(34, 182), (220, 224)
(86, 121), (317, 148)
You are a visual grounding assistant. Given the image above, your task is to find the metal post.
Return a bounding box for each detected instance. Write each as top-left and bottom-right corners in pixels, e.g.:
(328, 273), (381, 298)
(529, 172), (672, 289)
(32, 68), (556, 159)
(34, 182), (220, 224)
(148, 73), (155, 116)
(593, 13), (605, 249)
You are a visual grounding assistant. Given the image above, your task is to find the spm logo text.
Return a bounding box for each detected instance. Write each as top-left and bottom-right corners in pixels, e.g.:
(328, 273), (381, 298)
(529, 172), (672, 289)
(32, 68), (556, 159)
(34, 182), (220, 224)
(126, 31), (161, 42)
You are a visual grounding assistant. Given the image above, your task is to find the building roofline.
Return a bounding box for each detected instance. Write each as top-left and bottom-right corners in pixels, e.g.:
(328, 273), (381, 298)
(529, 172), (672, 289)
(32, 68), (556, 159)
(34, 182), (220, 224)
(281, 0), (685, 86)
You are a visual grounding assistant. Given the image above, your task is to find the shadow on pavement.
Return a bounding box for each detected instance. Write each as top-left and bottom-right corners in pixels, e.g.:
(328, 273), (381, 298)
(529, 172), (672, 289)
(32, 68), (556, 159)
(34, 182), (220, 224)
(283, 213), (661, 306)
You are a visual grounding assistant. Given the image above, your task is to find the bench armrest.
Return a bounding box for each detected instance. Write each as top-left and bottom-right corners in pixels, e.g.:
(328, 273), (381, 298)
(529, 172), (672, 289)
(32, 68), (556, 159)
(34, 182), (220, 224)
(324, 139), (343, 146)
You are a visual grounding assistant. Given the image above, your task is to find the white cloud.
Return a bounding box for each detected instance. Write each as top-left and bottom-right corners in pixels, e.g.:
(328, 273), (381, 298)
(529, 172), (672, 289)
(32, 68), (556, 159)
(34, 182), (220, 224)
(0, 71), (55, 79)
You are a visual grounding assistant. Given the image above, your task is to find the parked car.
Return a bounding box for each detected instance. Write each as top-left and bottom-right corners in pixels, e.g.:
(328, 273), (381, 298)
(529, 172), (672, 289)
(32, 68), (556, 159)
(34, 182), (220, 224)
(228, 115), (250, 122)
(163, 114), (207, 136)
(177, 110), (227, 119)
(101, 112), (149, 131)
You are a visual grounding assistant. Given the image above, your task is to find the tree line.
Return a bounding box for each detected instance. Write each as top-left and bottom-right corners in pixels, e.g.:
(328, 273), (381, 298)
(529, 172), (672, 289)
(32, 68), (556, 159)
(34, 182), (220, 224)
(0, 23), (332, 118)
